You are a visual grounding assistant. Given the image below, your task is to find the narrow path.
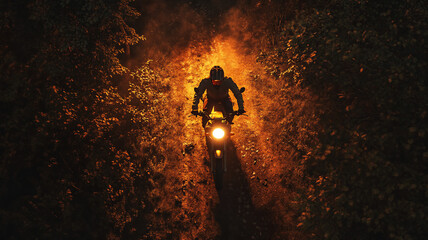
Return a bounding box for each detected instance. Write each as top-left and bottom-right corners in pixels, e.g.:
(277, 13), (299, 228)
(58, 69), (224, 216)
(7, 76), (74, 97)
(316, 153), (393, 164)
(178, 37), (284, 239)
(152, 36), (303, 239)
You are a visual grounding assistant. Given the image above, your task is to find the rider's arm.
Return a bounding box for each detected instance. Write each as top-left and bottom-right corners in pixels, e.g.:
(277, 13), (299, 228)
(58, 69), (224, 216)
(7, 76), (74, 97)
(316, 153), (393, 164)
(192, 79), (208, 110)
(227, 78), (244, 110)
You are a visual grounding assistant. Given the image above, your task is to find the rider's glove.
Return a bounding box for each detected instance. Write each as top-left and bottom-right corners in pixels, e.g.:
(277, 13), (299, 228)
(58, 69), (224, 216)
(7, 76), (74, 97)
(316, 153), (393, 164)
(237, 108), (246, 115)
(191, 109), (199, 116)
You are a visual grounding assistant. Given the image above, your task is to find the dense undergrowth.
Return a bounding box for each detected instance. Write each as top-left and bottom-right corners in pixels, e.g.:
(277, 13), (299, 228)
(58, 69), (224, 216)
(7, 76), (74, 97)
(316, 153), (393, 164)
(258, 0), (427, 239)
(1, 0), (169, 238)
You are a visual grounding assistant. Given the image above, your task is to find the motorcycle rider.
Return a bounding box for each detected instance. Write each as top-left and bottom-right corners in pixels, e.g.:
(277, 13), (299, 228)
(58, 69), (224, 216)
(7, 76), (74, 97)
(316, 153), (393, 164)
(191, 66), (245, 126)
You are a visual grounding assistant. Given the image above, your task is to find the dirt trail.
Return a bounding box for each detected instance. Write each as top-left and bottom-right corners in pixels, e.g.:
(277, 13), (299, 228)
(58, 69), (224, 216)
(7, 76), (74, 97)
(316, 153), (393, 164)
(151, 36), (303, 239)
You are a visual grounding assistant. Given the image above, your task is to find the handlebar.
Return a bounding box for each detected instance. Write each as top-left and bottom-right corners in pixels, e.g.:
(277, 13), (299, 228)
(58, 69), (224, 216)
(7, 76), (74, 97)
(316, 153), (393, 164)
(195, 111), (243, 120)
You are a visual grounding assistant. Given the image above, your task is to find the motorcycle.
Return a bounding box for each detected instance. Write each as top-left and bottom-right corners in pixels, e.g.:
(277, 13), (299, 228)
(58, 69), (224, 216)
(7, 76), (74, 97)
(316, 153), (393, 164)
(194, 87), (245, 190)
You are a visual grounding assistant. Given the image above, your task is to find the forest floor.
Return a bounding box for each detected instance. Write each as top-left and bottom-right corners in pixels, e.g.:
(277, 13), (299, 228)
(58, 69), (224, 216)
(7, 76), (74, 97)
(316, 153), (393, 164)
(147, 36), (306, 240)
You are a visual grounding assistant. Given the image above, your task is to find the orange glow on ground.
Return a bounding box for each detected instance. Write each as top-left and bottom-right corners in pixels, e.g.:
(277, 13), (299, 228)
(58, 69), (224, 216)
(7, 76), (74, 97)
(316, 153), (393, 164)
(150, 34), (311, 239)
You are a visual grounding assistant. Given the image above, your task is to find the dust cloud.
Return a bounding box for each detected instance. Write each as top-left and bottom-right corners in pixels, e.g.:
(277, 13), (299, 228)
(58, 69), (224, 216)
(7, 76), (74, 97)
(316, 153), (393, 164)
(129, 0), (280, 65)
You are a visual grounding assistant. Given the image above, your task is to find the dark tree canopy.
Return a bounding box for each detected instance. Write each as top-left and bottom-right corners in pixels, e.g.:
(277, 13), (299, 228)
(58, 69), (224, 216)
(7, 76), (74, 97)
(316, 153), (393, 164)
(258, 0), (428, 239)
(1, 0), (165, 239)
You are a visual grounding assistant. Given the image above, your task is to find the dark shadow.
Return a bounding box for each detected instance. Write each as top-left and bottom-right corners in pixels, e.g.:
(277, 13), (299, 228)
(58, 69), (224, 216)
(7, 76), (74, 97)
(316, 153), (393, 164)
(213, 141), (276, 240)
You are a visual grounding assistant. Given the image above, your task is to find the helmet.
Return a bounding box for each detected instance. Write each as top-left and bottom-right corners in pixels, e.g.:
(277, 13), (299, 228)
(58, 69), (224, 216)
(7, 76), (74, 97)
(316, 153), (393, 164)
(210, 66), (224, 86)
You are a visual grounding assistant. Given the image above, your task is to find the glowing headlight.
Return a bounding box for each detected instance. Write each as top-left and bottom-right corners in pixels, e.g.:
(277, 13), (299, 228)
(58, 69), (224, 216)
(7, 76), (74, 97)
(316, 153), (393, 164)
(212, 128), (225, 139)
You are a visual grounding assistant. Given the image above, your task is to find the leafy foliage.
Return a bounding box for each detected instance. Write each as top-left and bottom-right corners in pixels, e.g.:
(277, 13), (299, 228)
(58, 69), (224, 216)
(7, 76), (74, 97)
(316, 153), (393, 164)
(0, 0), (164, 239)
(259, 0), (428, 239)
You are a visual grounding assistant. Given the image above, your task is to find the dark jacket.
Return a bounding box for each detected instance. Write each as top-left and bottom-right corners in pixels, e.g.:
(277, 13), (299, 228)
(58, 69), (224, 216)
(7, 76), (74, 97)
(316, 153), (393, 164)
(192, 77), (244, 110)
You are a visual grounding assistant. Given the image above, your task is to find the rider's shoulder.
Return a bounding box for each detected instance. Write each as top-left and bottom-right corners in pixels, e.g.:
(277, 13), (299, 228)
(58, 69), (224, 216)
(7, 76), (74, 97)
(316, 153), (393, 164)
(199, 78), (210, 85)
(224, 77), (236, 85)
(224, 76), (233, 82)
